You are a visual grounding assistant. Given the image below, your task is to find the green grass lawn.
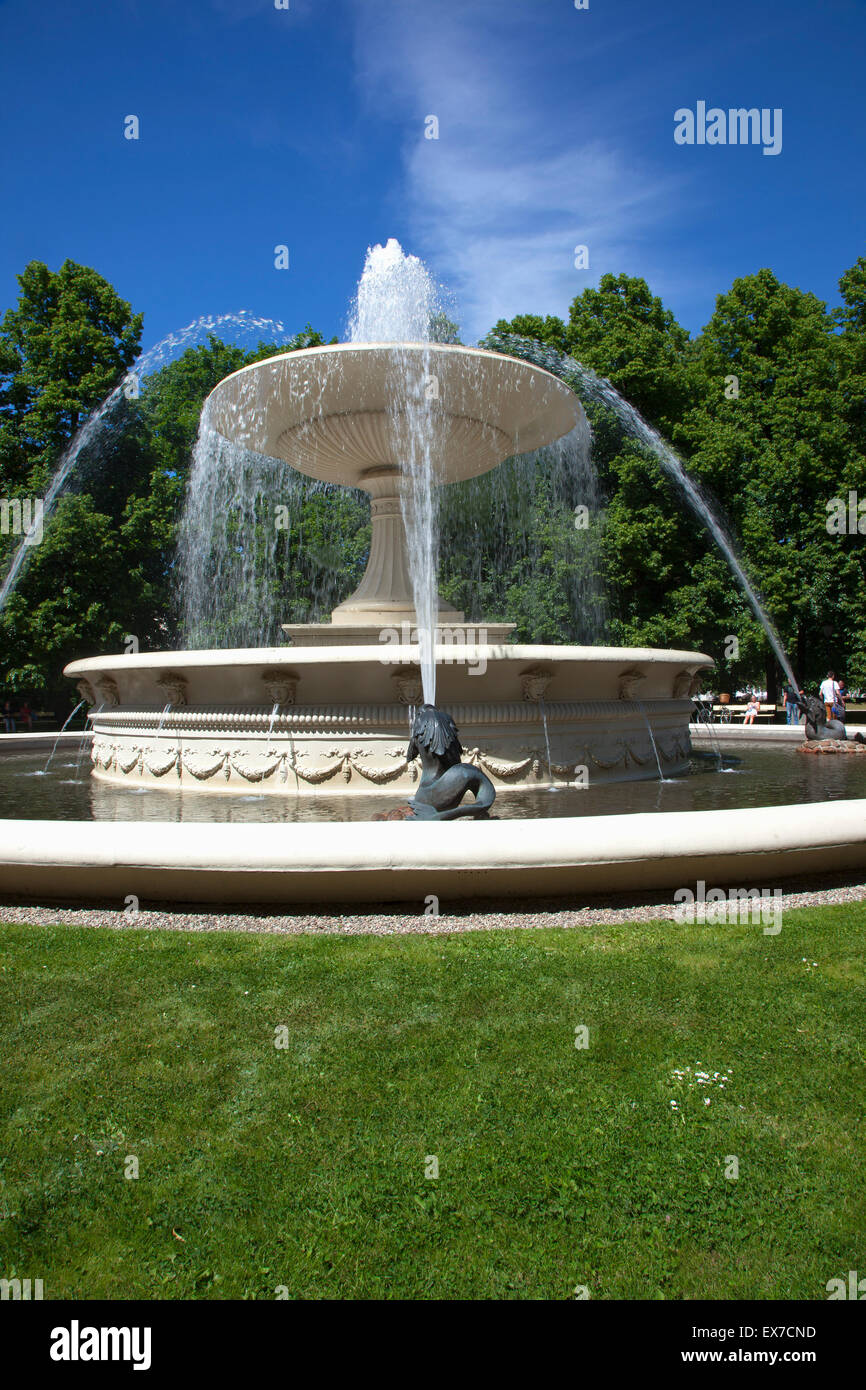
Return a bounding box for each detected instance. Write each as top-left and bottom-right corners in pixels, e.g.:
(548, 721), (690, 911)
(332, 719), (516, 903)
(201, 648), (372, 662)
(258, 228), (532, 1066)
(1, 906), (864, 1300)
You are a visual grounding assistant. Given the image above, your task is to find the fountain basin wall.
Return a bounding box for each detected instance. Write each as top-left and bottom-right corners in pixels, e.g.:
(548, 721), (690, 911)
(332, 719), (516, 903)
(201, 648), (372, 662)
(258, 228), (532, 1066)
(2, 801), (865, 905)
(690, 724), (804, 745)
(65, 644), (711, 793)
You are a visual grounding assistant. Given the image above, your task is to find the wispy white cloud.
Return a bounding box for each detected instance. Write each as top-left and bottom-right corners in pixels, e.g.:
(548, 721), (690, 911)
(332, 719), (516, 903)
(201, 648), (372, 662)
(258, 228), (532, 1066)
(349, 0), (688, 340)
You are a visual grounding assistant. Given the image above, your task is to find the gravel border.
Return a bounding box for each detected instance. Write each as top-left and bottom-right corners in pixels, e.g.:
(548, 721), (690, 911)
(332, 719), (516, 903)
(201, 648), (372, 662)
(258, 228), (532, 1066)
(2, 873), (866, 937)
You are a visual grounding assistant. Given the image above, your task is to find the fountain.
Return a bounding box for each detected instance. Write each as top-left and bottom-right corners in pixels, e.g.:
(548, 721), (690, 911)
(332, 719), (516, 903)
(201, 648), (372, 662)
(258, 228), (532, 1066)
(3, 241), (866, 903)
(64, 244), (711, 799)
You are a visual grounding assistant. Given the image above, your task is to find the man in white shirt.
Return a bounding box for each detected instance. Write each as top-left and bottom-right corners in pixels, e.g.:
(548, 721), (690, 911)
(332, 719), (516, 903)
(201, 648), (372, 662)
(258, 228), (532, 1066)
(819, 670), (840, 721)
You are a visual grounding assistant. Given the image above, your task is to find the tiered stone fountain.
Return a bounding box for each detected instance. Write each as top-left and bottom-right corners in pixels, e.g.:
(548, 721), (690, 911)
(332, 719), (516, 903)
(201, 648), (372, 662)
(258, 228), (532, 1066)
(4, 243), (865, 905)
(66, 340), (710, 796)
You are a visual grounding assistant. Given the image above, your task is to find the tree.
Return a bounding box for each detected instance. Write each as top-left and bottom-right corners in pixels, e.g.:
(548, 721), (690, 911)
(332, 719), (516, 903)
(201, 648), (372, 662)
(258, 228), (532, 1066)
(439, 451), (608, 645)
(836, 256), (866, 456)
(563, 272), (696, 436)
(0, 290), (330, 698)
(491, 265), (866, 692)
(428, 313), (462, 344)
(0, 494), (135, 694)
(0, 260), (142, 493)
(681, 268), (866, 689)
(492, 314), (569, 354)
(491, 286), (721, 659)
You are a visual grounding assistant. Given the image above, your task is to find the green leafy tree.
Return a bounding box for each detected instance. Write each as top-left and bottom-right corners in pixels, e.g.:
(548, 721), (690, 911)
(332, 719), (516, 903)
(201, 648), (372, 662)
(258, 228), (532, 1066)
(0, 260), (142, 493)
(0, 261), (143, 703)
(1, 495), (134, 692)
(493, 285), (719, 658)
(681, 267), (866, 689)
(428, 313), (462, 344)
(439, 450), (608, 645)
(563, 272), (697, 436)
(492, 313), (569, 354)
(0, 286), (330, 700)
(836, 256), (866, 457)
(493, 265), (866, 693)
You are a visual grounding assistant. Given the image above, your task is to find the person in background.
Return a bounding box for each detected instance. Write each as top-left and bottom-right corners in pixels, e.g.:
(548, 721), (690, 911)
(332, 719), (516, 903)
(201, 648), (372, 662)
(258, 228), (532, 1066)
(834, 679), (848, 724)
(784, 683), (803, 725)
(17, 699), (33, 731)
(743, 694), (761, 725)
(819, 670), (840, 723)
(2, 699), (16, 732)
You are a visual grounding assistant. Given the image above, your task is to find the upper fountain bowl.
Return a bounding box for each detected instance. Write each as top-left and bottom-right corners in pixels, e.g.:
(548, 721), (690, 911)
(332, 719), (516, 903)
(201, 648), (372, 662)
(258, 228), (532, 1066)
(203, 343), (585, 487)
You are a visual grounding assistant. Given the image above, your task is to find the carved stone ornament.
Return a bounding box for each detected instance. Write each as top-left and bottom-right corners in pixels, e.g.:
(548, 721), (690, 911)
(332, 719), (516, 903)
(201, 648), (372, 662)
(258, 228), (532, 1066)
(391, 667), (423, 705)
(261, 669), (299, 706)
(93, 675), (121, 708)
(519, 665), (554, 703)
(155, 671), (189, 707)
(618, 667), (647, 700)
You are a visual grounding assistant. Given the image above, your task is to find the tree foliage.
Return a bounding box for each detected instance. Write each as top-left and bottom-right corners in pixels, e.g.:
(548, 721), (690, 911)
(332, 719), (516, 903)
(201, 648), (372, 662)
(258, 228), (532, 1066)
(2, 253), (865, 709)
(0, 260), (142, 492)
(498, 259), (866, 692)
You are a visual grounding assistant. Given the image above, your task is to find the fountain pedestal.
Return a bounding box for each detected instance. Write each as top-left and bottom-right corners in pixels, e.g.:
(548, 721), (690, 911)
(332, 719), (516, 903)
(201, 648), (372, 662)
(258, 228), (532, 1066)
(280, 463), (516, 645)
(323, 465), (463, 627)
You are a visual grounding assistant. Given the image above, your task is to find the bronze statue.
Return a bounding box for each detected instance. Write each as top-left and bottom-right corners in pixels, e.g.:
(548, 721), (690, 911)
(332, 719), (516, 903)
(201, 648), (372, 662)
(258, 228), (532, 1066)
(798, 693), (865, 744)
(407, 704), (496, 820)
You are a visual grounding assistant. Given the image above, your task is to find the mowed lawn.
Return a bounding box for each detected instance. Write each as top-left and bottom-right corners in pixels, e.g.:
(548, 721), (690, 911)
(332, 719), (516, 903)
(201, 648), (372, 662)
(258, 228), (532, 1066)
(0, 907), (864, 1300)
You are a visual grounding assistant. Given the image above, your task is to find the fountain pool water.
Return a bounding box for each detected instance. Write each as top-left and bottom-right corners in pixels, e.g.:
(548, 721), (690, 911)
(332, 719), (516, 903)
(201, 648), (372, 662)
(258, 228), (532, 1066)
(6, 743), (866, 822)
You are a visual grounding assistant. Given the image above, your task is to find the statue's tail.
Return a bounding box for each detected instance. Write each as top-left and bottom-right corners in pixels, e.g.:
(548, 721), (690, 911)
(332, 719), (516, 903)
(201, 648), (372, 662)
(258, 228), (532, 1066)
(472, 775), (496, 815)
(439, 772), (496, 820)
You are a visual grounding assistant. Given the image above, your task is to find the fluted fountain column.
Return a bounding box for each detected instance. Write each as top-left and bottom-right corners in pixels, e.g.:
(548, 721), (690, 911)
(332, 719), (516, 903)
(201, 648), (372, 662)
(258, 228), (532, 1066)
(331, 465), (463, 626)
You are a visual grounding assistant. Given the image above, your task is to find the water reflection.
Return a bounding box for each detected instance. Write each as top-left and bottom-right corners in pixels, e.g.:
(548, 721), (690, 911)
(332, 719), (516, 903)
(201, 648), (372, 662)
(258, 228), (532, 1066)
(1, 746), (866, 824)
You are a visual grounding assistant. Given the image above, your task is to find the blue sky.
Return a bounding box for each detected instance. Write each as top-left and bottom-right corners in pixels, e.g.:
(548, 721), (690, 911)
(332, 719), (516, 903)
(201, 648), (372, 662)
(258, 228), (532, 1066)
(1, 0), (864, 356)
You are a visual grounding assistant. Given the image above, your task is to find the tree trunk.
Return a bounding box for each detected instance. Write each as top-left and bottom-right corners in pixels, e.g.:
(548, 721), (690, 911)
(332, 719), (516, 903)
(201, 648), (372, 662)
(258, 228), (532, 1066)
(796, 628), (806, 688)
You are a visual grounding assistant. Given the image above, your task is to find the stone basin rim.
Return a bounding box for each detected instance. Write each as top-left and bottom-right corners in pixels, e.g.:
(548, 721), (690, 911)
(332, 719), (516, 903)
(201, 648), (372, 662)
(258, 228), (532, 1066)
(204, 340), (581, 400)
(65, 644), (713, 676)
(201, 342), (586, 486)
(0, 800), (864, 905)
